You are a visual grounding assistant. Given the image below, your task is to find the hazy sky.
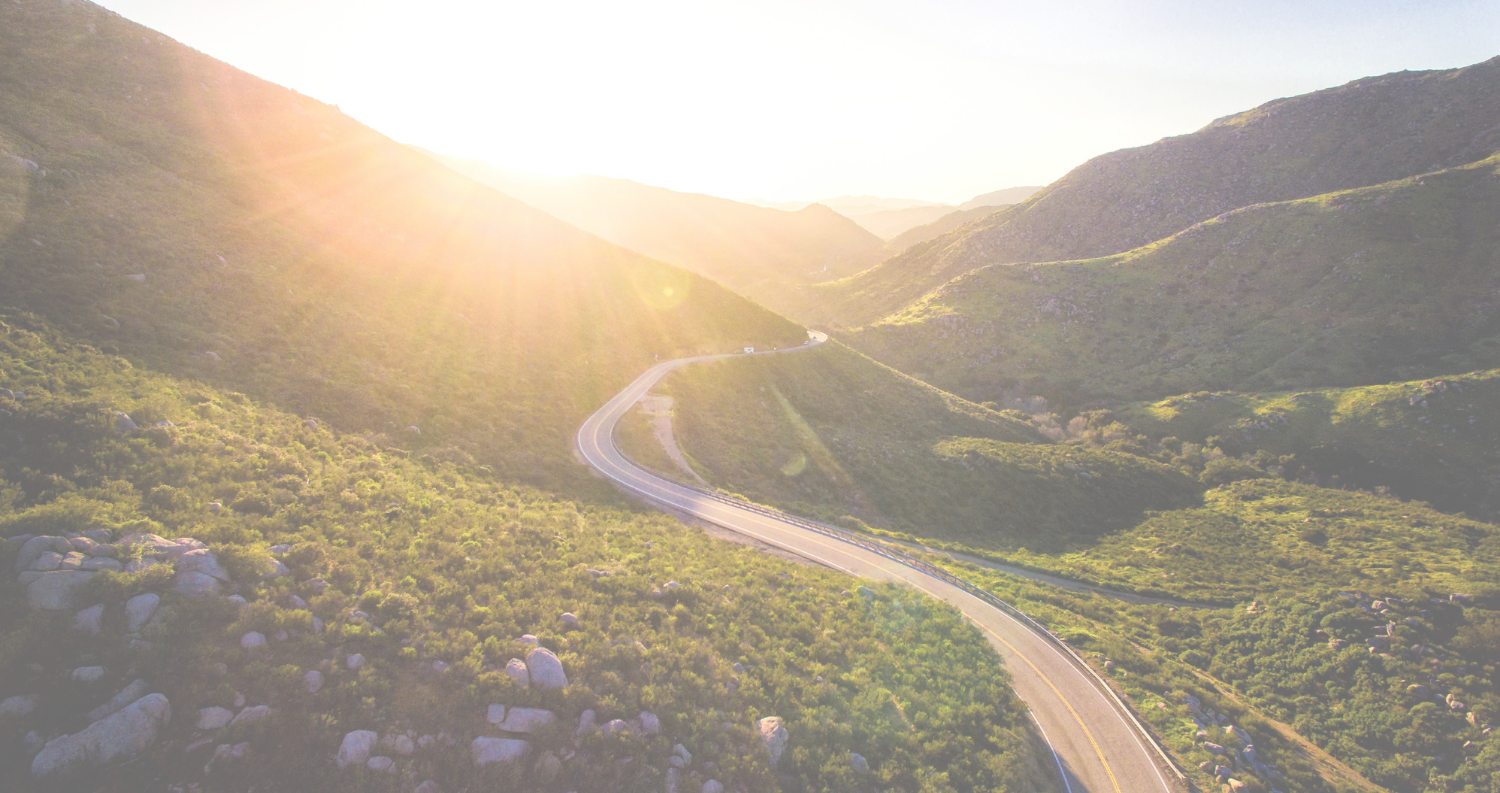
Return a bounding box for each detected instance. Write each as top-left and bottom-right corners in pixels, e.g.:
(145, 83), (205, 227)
(101, 0), (1499, 204)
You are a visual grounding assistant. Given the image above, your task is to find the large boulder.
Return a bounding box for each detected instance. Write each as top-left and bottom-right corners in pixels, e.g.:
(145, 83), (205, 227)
(196, 707), (234, 730)
(498, 707), (556, 733)
(125, 593), (160, 633)
(525, 647), (568, 690)
(758, 717), (788, 769)
(74, 604), (105, 636)
(174, 571), (222, 597)
(470, 736), (530, 767)
(336, 730), (378, 769)
(0, 693), (38, 718)
(504, 658), (529, 688)
(230, 705), (271, 727)
(26, 571), (95, 611)
(86, 680), (150, 723)
(14, 535), (69, 572)
(175, 549), (230, 581)
(31, 693), (170, 778)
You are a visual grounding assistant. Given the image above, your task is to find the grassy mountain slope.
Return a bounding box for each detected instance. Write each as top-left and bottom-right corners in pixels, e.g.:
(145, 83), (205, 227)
(0, 313), (1045, 793)
(847, 152), (1500, 409)
(431, 159), (884, 316)
(815, 57), (1500, 327)
(1114, 370), (1500, 517)
(617, 343), (1201, 550)
(0, 0), (806, 494)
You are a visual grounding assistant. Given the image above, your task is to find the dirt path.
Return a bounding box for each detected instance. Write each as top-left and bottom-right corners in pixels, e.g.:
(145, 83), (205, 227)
(636, 394), (709, 486)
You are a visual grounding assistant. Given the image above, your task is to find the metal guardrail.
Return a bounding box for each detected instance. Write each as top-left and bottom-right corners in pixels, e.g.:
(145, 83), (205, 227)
(619, 453), (1187, 781)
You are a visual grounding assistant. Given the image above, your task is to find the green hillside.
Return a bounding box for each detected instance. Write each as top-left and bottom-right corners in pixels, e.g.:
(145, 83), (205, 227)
(847, 152), (1500, 411)
(0, 0), (805, 498)
(432, 158), (884, 318)
(617, 342), (1201, 550)
(1116, 370), (1500, 517)
(814, 57), (1500, 327)
(0, 313), (1044, 792)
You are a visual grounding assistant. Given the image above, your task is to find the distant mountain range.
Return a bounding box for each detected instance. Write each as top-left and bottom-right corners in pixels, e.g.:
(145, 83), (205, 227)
(431, 159), (887, 317)
(746, 188), (1043, 240)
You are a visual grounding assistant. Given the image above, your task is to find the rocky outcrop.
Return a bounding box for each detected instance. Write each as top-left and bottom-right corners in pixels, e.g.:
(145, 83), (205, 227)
(31, 693), (170, 778)
(26, 571), (95, 610)
(173, 571), (222, 597)
(471, 736), (531, 766)
(758, 717), (788, 769)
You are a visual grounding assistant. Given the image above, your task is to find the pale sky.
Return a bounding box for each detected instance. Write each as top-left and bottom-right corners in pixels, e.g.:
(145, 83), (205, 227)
(102, 0), (1499, 205)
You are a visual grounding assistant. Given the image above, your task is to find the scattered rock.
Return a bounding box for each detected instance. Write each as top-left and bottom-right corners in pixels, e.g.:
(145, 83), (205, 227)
(304, 670), (324, 693)
(518, 634), (540, 646)
(240, 632), (266, 651)
(758, 717), (788, 769)
(525, 646), (568, 690)
(303, 578), (329, 594)
(575, 709), (597, 738)
(600, 719), (630, 738)
(638, 711), (660, 735)
(559, 612), (580, 628)
(367, 755), (395, 772)
(81, 557), (122, 572)
(487, 704), (507, 725)
(346, 653), (365, 670)
(86, 679), (149, 722)
(196, 707), (234, 730)
(415, 781), (440, 793)
(230, 705), (270, 727)
(0, 693), (39, 718)
(31, 693), (170, 779)
(205, 741), (249, 774)
(72, 666), (106, 684)
(702, 780), (724, 793)
(74, 604), (104, 636)
(470, 736), (530, 767)
(287, 594), (308, 609)
(383, 733), (415, 755)
(498, 707), (556, 733)
(125, 593), (161, 633)
(336, 730), (378, 769)
(504, 658), (529, 687)
(534, 750), (562, 781)
(850, 752), (870, 774)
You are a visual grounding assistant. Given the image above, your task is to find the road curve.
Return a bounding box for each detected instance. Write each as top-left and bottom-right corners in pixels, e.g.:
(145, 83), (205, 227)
(576, 332), (1179, 793)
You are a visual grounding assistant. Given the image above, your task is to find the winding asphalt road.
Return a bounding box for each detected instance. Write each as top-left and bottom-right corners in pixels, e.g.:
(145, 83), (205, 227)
(576, 332), (1179, 793)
